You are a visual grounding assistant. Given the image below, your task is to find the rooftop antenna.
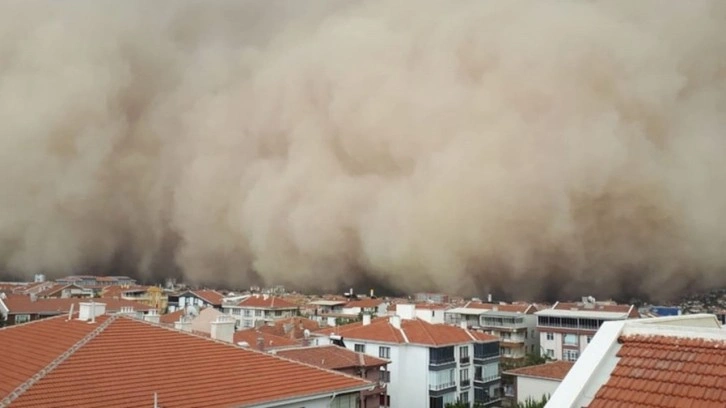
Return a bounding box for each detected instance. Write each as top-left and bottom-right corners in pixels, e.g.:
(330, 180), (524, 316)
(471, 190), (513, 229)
(67, 303), (74, 321)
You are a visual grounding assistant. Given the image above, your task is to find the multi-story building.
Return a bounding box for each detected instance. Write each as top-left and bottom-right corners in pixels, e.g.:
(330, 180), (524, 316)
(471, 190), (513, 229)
(168, 289), (224, 312)
(535, 297), (639, 361)
(389, 303), (449, 324)
(223, 294), (299, 328)
(478, 304), (539, 361)
(55, 275), (137, 287)
(415, 293), (450, 304)
(314, 304), (501, 408)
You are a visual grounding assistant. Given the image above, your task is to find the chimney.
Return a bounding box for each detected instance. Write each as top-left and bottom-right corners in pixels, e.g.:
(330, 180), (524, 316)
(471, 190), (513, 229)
(390, 315), (401, 329)
(460, 321), (468, 330)
(211, 316), (235, 343)
(397, 304), (416, 320)
(174, 317), (192, 332)
(362, 314), (371, 326)
(78, 302), (106, 322)
(144, 309), (160, 324)
(327, 316), (337, 327)
(256, 336), (265, 352)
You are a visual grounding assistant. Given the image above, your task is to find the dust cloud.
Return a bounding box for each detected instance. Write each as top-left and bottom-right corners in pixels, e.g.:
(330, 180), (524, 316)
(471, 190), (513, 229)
(1, 0), (725, 301)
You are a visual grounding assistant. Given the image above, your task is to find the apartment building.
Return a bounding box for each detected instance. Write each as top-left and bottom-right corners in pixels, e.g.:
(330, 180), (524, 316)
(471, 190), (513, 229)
(315, 304), (501, 408)
(478, 304), (539, 361)
(223, 294), (299, 328)
(535, 297), (639, 361)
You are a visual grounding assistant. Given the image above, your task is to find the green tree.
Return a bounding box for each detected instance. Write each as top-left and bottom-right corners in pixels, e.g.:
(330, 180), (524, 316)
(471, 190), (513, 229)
(445, 400), (469, 408)
(517, 394), (549, 408)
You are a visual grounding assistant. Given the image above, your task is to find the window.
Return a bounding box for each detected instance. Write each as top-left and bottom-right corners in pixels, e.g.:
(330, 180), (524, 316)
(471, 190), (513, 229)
(460, 346), (469, 358)
(474, 342), (498, 359)
(379, 346), (391, 359)
(354, 344), (365, 353)
(460, 369), (470, 387)
(481, 363), (498, 382)
(430, 346), (455, 365)
(255, 310), (262, 316)
(546, 349), (554, 358)
(475, 387), (490, 403)
(243, 309), (252, 317)
(524, 330), (528, 339)
(460, 392), (469, 403)
(380, 369), (390, 383)
(474, 366), (482, 381)
(564, 349), (579, 361)
(587, 335), (593, 344)
(379, 395), (390, 407)
(546, 332), (554, 341)
(330, 393), (357, 408)
(14, 314), (30, 324)
(563, 333), (578, 346)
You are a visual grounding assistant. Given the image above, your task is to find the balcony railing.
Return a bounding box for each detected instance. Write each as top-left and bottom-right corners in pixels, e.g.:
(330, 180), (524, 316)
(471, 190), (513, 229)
(460, 379), (471, 388)
(429, 357), (456, 366)
(429, 382), (456, 391)
(460, 356), (470, 365)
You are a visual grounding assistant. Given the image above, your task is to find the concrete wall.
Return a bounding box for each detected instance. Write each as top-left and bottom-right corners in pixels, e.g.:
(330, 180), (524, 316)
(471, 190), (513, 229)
(516, 376), (559, 404)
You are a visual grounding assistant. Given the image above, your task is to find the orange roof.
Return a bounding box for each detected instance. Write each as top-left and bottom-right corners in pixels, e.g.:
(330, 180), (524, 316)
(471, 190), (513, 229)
(237, 295), (298, 309)
(233, 329), (300, 350)
(99, 285), (148, 299)
(159, 309), (186, 325)
(0, 315), (107, 398)
(191, 290), (224, 306)
(1, 294), (154, 314)
(344, 299), (384, 309)
(257, 317), (322, 340)
(35, 284), (72, 297)
(554, 302), (632, 313)
(2, 315), (372, 407)
(464, 302), (537, 313)
(321, 317), (498, 346)
(505, 361), (574, 380)
(588, 335), (726, 408)
(389, 303), (449, 311)
(276, 345), (388, 370)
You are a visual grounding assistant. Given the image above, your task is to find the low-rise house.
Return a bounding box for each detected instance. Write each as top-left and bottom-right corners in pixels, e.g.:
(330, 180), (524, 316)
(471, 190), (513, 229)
(168, 289), (225, 312)
(342, 298), (388, 317)
(306, 299), (348, 318)
(547, 314), (726, 408)
(223, 294), (299, 328)
(389, 303), (449, 324)
(35, 283), (92, 299)
(535, 297), (639, 361)
(0, 305), (374, 408)
(275, 345), (389, 408)
(502, 361), (573, 406)
(315, 304), (502, 408)
(0, 294), (153, 325)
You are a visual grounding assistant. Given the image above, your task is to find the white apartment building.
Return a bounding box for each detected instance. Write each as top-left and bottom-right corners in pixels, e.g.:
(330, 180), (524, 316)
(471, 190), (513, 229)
(315, 304), (501, 408)
(389, 303), (448, 324)
(223, 294), (299, 328)
(535, 297), (639, 361)
(477, 304), (539, 361)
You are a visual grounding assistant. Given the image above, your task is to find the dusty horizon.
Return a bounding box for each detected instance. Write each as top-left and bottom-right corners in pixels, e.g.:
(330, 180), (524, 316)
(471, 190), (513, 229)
(1, 0), (725, 302)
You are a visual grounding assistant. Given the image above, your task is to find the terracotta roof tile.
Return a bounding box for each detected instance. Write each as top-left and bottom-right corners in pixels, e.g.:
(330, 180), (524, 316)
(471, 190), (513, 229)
(34, 284), (73, 298)
(2, 315), (372, 407)
(159, 309), (186, 325)
(344, 299), (385, 309)
(504, 361), (574, 380)
(276, 345), (388, 370)
(237, 295), (298, 309)
(233, 329), (300, 350)
(587, 334), (726, 408)
(191, 290), (224, 306)
(2, 295), (153, 315)
(320, 317), (498, 346)
(257, 317), (322, 339)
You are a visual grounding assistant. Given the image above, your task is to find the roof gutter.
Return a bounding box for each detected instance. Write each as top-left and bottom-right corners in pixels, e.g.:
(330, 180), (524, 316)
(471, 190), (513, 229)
(240, 383), (375, 408)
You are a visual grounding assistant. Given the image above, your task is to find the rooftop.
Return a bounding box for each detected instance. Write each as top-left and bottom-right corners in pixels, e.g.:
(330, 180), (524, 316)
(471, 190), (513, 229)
(1, 314), (371, 407)
(190, 290), (225, 306)
(344, 299), (385, 309)
(504, 361), (574, 381)
(275, 345), (388, 370)
(319, 316), (498, 347)
(233, 329), (300, 350)
(0, 295), (154, 314)
(588, 334), (726, 408)
(236, 295), (298, 309)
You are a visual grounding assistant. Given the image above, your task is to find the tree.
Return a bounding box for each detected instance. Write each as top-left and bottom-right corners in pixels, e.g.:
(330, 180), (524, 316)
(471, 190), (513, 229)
(517, 394), (549, 408)
(445, 400), (469, 408)
(500, 352), (550, 372)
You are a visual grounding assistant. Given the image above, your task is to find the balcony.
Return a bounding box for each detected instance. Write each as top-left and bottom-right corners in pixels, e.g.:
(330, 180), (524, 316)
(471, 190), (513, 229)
(460, 379), (471, 388)
(460, 356), (470, 365)
(429, 382), (456, 394)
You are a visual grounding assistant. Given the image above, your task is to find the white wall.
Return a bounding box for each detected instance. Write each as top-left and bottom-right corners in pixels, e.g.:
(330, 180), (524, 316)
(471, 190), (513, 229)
(516, 376), (559, 404)
(416, 309), (445, 324)
(252, 391), (359, 408)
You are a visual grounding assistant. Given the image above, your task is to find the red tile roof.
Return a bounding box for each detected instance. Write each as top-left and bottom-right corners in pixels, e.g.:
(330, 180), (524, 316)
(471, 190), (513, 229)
(34, 284), (73, 298)
(276, 345), (388, 370)
(464, 302), (537, 313)
(389, 303), (449, 311)
(1, 315), (372, 407)
(588, 335), (726, 408)
(257, 317), (322, 339)
(100, 285), (148, 299)
(504, 361), (574, 380)
(1, 295), (154, 314)
(344, 299), (385, 309)
(237, 295), (298, 309)
(191, 290), (224, 306)
(0, 315), (107, 398)
(159, 309), (186, 325)
(233, 329), (301, 350)
(321, 317), (498, 346)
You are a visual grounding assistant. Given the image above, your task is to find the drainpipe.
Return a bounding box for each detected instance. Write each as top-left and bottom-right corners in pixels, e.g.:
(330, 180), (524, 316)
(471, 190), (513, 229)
(328, 392), (337, 407)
